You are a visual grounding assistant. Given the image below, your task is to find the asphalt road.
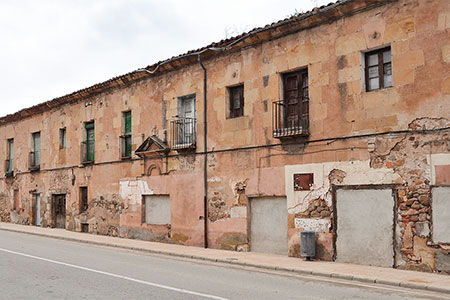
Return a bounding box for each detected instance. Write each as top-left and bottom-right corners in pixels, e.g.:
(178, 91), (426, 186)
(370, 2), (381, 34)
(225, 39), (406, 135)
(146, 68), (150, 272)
(0, 230), (448, 300)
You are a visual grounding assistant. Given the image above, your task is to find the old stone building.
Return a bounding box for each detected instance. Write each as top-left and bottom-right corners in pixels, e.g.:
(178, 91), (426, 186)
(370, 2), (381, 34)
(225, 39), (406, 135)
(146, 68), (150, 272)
(1, 0), (449, 273)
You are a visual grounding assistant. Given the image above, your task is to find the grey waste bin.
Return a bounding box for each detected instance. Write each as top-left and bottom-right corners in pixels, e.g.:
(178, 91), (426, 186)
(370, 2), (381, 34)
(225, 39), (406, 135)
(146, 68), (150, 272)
(300, 231), (316, 261)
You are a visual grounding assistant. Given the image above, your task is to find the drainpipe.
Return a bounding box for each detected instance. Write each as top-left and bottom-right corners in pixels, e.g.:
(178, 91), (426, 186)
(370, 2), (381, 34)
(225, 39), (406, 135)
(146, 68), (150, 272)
(198, 54), (208, 249)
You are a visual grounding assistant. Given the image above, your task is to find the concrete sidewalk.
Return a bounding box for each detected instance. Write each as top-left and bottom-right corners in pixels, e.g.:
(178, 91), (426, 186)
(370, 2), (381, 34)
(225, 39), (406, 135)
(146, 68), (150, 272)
(1, 222), (449, 295)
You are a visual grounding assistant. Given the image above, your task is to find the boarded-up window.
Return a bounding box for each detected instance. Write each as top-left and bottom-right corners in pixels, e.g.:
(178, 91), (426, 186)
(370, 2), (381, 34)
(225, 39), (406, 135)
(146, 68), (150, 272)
(142, 195), (171, 225)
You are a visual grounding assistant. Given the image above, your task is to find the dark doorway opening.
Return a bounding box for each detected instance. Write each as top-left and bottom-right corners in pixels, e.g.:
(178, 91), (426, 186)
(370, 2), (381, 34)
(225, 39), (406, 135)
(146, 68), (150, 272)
(52, 194), (66, 229)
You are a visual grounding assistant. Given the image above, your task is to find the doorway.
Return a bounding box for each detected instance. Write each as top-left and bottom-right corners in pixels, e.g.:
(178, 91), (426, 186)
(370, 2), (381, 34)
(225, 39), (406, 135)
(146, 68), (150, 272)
(335, 188), (395, 267)
(249, 197), (288, 255)
(32, 194), (40, 226)
(52, 194), (66, 229)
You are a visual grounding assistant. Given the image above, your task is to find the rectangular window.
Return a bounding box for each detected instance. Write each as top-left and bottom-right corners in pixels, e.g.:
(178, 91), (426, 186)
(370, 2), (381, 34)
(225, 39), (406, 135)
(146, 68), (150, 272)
(79, 187), (88, 212)
(171, 94), (196, 149)
(6, 139), (14, 174)
(228, 85), (244, 118)
(365, 47), (392, 92)
(121, 111), (132, 158)
(83, 122), (95, 163)
(30, 132), (40, 170)
(59, 128), (66, 149)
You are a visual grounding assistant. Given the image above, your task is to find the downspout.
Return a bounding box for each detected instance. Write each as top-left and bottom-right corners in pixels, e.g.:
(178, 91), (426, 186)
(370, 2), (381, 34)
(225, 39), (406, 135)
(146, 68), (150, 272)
(198, 54), (208, 248)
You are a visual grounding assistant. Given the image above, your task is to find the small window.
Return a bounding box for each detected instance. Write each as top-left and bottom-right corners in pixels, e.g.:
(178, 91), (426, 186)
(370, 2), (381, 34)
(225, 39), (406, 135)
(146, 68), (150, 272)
(30, 132), (40, 170)
(6, 139), (14, 174)
(121, 111), (132, 158)
(228, 85), (244, 118)
(365, 47), (392, 92)
(80, 187), (88, 212)
(59, 128), (66, 149)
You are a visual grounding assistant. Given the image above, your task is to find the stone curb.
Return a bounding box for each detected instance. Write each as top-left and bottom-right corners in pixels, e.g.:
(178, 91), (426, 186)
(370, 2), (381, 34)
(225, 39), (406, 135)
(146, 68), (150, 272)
(1, 227), (450, 296)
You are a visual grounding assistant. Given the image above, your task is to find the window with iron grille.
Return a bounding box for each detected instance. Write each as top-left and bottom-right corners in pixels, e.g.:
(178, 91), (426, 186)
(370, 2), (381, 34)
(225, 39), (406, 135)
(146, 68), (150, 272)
(228, 85), (244, 118)
(365, 47), (392, 92)
(121, 111), (132, 158)
(272, 69), (309, 138)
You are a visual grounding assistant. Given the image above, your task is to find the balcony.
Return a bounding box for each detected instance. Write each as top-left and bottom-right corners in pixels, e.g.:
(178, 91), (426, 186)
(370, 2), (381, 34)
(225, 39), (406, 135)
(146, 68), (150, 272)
(4, 159), (13, 177)
(272, 100), (309, 138)
(170, 117), (196, 150)
(29, 151), (40, 171)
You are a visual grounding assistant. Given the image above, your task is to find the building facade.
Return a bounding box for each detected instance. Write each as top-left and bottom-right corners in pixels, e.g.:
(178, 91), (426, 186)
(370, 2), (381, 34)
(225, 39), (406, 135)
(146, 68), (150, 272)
(0, 0), (449, 272)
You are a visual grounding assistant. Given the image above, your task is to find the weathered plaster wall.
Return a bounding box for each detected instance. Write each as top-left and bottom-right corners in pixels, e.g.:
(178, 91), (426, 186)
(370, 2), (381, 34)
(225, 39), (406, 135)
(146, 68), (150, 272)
(0, 0), (448, 272)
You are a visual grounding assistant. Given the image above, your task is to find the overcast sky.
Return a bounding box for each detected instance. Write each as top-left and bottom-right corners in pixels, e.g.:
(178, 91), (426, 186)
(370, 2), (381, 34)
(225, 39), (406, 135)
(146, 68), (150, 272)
(0, 0), (331, 117)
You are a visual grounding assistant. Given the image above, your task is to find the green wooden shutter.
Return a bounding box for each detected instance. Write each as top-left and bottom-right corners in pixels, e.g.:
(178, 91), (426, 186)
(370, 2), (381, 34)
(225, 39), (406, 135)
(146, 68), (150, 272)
(124, 111), (131, 134)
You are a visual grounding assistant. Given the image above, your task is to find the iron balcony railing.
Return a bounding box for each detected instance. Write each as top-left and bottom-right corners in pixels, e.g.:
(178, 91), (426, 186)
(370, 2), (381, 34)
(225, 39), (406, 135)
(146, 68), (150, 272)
(4, 159), (13, 177)
(272, 100), (309, 138)
(170, 117), (196, 150)
(29, 151), (40, 171)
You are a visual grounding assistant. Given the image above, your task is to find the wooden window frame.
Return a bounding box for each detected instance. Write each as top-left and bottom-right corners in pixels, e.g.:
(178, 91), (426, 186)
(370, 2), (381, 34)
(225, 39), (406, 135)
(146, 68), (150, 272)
(83, 121), (95, 163)
(365, 46), (392, 92)
(59, 128), (66, 149)
(121, 111), (132, 159)
(228, 85), (244, 119)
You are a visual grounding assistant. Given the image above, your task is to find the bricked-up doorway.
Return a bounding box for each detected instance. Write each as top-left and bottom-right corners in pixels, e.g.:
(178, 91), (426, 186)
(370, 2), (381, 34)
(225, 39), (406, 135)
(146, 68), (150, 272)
(52, 194), (66, 229)
(334, 187), (395, 267)
(249, 197), (288, 255)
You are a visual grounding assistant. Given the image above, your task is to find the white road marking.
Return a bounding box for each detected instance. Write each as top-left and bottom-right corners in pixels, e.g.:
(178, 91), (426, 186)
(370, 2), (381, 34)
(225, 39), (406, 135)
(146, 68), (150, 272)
(0, 247), (229, 300)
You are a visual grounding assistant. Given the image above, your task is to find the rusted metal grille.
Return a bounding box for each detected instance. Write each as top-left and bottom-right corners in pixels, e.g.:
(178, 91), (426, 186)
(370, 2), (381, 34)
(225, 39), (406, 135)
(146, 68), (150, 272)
(273, 100), (309, 138)
(170, 117), (196, 150)
(294, 173), (314, 191)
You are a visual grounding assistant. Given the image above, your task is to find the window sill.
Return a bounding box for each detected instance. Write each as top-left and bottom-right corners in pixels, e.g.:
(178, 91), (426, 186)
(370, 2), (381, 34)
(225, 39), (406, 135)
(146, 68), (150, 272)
(81, 161), (94, 166)
(121, 156), (132, 160)
(363, 86), (393, 94)
(29, 166), (40, 172)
